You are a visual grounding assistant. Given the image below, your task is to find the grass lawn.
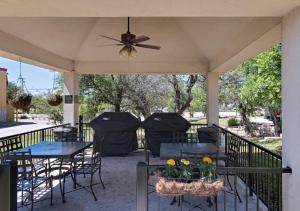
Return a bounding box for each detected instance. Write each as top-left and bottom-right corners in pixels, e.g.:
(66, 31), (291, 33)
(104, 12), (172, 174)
(250, 137), (282, 155)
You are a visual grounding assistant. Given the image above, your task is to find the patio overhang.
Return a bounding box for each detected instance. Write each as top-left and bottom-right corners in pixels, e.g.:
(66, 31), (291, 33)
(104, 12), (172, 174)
(0, 0), (297, 17)
(0, 17), (281, 74)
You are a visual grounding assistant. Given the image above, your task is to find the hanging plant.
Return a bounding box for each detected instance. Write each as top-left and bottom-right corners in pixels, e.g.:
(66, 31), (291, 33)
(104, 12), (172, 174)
(10, 92), (32, 109)
(47, 93), (63, 106)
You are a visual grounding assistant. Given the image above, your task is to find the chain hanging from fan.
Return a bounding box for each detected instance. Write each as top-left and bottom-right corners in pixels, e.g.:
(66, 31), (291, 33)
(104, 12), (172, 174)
(98, 17), (161, 58)
(47, 72), (63, 106)
(10, 58), (32, 110)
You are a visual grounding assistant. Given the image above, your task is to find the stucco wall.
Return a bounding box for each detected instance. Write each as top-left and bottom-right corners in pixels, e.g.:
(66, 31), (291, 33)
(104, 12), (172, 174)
(0, 68), (7, 122)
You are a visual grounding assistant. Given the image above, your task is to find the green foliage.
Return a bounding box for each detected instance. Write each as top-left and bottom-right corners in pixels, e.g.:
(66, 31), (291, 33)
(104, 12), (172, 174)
(219, 68), (244, 110)
(7, 82), (20, 101)
(239, 44), (281, 134)
(30, 95), (63, 125)
(227, 118), (239, 127)
(240, 45), (281, 112)
(187, 83), (206, 115)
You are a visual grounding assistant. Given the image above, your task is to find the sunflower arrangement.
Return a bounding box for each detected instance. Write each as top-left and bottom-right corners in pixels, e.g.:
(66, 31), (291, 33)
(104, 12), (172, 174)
(160, 156), (217, 180)
(197, 156), (217, 180)
(156, 156), (222, 196)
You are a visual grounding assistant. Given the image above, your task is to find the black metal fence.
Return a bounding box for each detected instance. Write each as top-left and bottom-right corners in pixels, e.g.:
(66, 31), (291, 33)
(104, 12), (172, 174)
(213, 124), (283, 210)
(137, 162), (291, 211)
(0, 124), (69, 149)
(79, 122), (207, 149)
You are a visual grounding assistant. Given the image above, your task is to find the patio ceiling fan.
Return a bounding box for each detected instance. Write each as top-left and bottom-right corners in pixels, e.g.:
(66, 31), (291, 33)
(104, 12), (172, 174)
(99, 17), (161, 58)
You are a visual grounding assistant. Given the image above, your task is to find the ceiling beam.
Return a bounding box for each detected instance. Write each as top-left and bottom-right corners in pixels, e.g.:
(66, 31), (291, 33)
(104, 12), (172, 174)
(75, 61), (207, 75)
(0, 31), (73, 72)
(209, 23), (282, 74)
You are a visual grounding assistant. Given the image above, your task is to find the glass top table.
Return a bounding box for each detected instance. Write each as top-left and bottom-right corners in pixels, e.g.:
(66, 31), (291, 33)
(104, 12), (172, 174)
(16, 141), (93, 159)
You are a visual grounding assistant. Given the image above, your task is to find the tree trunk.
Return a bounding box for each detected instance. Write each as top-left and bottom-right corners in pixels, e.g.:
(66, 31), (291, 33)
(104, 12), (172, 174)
(239, 103), (253, 136)
(269, 109), (281, 136)
(114, 104), (121, 112)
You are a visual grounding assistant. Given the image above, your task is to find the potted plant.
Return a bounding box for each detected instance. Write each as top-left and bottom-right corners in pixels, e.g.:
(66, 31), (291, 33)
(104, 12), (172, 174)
(10, 92), (32, 109)
(155, 156), (223, 196)
(47, 93), (63, 106)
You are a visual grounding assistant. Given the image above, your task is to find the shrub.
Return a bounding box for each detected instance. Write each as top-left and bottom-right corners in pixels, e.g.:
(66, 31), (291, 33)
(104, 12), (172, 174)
(19, 114), (29, 119)
(227, 118), (239, 127)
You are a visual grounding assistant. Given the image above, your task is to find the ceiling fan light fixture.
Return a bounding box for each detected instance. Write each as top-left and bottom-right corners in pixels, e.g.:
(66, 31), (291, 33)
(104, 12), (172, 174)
(119, 46), (130, 57)
(119, 46), (137, 59)
(129, 46), (137, 58)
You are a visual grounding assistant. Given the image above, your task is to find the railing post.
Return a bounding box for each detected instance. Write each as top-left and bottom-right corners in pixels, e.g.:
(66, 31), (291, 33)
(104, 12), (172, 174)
(136, 162), (148, 211)
(0, 160), (17, 211)
(79, 115), (84, 142)
(41, 130), (45, 141)
(248, 144), (254, 196)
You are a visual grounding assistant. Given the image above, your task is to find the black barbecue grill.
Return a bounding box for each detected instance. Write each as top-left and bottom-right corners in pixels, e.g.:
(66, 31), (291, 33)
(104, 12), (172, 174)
(142, 112), (191, 156)
(90, 112), (140, 156)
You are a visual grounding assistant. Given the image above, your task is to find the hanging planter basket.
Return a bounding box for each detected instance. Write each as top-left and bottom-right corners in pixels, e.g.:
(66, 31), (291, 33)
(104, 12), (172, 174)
(10, 92), (32, 109)
(47, 93), (63, 106)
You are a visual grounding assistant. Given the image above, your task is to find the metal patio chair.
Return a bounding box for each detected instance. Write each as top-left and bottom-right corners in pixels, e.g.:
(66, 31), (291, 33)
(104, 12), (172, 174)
(71, 143), (105, 201)
(4, 149), (53, 211)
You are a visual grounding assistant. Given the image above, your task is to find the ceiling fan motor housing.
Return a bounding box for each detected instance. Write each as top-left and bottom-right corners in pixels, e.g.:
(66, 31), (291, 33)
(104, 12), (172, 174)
(121, 33), (136, 44)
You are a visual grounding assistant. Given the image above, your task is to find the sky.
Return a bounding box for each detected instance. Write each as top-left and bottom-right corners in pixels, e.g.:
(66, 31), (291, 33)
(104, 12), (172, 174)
(0, 57), (56, 94)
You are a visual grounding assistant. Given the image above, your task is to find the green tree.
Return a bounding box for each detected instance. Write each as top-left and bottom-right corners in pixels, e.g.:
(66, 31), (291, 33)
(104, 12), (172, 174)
(240, 44), (281, 135)
(7, 82), (20, 101)
(166, 75), (200, 114)
(187, 83), (206, 117)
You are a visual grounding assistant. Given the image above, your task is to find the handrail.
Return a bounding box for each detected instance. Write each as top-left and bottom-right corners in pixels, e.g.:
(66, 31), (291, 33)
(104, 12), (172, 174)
(213, 123), (282, 159)
(0, 123), (70, 140)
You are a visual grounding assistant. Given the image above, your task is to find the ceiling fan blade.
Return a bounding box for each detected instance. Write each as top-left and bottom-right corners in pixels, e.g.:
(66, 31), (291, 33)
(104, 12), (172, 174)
(99, 35), (122, 43)
(97, 44), (123, 47)
(134, 35), (150, 43)
(135, 43), (161, 50)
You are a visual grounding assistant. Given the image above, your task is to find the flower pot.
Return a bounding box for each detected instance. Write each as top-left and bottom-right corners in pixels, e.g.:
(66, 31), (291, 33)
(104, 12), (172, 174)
(10, 94), (32, 109)
(155, 177), (223, 196)
(47, 94), (63, 106)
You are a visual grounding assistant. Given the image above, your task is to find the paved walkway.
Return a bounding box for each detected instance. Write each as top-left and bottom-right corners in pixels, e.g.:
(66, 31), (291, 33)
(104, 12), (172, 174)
(18, 151), (267, 211)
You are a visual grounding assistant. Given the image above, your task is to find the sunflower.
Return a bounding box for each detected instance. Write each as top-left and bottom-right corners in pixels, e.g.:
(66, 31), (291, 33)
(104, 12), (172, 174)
(202, 156), (213, 164)
(167, 159), (176, 166)
(180, 159), (190, 166)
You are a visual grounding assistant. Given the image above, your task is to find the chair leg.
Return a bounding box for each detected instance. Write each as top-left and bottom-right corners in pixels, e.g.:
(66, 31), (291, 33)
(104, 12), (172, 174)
(90, 173), (98, 201)
(214, 196), (218, 211)
(98, 167), (105, 189)
(227, 175), (233, 191)
(227, 175), (242, 203)
(30, 190), (34, 211)
(50, 177), (53, 206)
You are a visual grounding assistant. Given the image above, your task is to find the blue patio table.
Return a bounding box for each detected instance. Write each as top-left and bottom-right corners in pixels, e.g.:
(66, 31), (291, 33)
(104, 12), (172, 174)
(15, 141), (93, 203)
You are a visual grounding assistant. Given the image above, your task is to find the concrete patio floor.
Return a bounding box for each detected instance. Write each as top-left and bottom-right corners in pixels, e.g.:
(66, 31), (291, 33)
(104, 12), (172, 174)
(18, 151), (266, 211)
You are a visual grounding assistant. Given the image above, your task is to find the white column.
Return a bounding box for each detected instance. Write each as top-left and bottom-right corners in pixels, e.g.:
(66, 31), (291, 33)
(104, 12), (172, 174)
(206, 72), (219, 126)
(282, 7), (300, 210)
(63, 71), (79, 126)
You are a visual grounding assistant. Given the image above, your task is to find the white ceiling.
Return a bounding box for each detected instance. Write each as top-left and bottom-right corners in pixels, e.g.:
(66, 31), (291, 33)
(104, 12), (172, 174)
(0, 0), (298, 17)
(0, 17), (282, 74)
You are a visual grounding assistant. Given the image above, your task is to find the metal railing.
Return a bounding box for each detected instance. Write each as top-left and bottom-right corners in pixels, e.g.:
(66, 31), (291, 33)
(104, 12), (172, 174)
(213, 124), (283, 211)
(0, 124), (70, 148)
(136, 162), (292, 211)
(78, 122), (207, 149)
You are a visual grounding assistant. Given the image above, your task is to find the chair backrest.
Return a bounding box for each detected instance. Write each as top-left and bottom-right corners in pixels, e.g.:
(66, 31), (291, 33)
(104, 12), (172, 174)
(4, 150), (36, 180)
(0, 137), (23, 153)
(226, 137), (241, 166)
(53, 126), (79, 142)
